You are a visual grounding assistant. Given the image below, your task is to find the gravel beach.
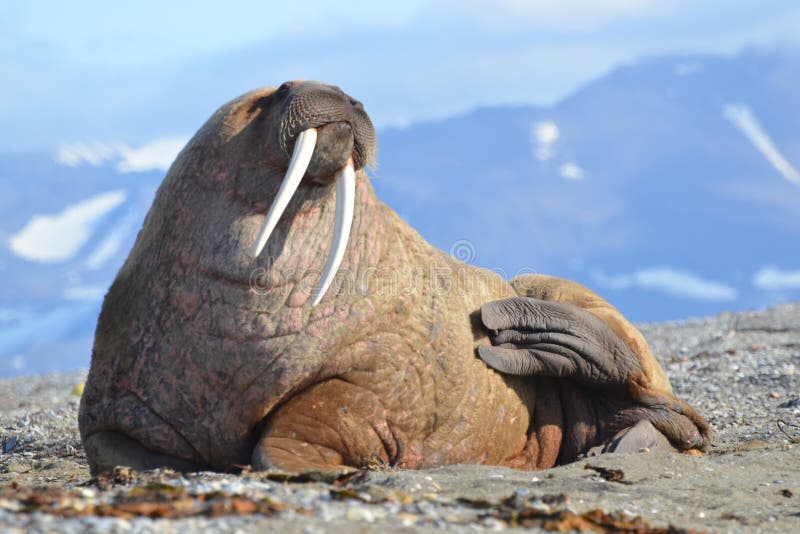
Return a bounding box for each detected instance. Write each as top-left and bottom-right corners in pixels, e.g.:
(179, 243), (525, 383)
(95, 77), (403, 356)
(1, 303), (798, 532)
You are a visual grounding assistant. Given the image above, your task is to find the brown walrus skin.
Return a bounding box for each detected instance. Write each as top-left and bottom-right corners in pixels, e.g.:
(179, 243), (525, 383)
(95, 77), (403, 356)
(78, 81), (711, 474)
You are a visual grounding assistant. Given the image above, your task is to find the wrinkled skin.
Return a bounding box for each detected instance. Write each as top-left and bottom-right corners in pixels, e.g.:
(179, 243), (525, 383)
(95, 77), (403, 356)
(79, 82), (710, 475)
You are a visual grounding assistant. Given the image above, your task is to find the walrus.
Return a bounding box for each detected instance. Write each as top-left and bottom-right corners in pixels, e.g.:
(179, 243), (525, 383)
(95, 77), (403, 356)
(78, 81), (710, 474)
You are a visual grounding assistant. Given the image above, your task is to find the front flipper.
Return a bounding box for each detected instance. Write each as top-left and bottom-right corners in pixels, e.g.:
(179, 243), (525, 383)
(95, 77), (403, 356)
(253, 436), (356, 475)
(508, 274), (671, 392)
(84, 431), (205, 475)
(478, 297), (644, 388)
(478, 297), (711, 454)
(252, 377), (397, 474)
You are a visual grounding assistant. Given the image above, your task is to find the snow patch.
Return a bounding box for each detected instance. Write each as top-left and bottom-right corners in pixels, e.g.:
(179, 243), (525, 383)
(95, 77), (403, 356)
(8, 190), (127, 263)
(723, 103), (800, 187)
(85, 210), (140, 270)
(56, 136), (189, 173)
(593, 267), (737, 301)
(531, 120), (560, 161)
(559, 162), (585, 180)
(116, 136), (188, 173)
(753, 266), (800, 291)
(56, 142), (120, 167)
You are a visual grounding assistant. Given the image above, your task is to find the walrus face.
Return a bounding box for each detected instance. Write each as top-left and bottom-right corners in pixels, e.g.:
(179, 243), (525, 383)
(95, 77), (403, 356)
(250, 81), (376, 305)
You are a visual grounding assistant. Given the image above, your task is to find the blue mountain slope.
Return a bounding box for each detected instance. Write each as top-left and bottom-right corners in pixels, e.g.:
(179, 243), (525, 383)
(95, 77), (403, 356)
(374, 50), (800, 322)
(0, 155), (163, 376)
(1, 50), (799, 376)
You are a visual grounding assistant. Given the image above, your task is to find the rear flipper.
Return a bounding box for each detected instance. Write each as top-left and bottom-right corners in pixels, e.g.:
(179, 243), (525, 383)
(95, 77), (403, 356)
(586, 420), (676, 456)
(84, 431), (205, 475)
(478, 296), (711, 455)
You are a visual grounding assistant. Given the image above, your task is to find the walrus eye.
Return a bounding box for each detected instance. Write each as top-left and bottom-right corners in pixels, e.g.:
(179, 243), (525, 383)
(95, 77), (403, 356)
(251, 128), (356, 307)
(275, 82), (292, 99)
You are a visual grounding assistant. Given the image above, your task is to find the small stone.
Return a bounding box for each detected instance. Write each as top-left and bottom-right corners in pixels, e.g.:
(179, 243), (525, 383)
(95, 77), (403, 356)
(395, 513), (419, 526)
(482, 517), (506, 530)
(6, 459), (30, 473)
(1, 437), (20, 454)
(778, 397), (800, 409)
(346, 507), (375, 522)
(0, 499), (22, 512)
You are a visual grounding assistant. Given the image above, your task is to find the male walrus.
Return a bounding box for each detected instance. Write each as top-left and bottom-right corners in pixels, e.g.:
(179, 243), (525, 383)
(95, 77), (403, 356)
(79, 81), (710, 474)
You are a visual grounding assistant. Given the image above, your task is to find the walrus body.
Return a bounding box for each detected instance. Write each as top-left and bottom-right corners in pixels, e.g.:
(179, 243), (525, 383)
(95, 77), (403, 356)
(79, 82), (710, 474)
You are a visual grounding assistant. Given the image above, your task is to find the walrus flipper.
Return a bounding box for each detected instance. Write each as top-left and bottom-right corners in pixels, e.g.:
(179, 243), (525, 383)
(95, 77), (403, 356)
(83, 431), (205, 475)
(507, 274), (671, 392)
(478, 296), (711, 454)
(478, 297), (645, 388)
(586, 420), (677, 456)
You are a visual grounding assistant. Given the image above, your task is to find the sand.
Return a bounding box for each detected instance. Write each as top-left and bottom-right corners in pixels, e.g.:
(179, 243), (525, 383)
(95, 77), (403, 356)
(1, 303), (798, 532)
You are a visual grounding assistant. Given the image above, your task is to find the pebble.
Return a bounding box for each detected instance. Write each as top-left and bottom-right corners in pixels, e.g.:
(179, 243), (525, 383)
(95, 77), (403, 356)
(345, 507), (375, 522)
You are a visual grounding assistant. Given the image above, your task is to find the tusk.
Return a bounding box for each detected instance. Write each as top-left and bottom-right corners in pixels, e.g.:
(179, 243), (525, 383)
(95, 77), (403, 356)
(311, 160), (355, 306)
(251, 128), (318, 258)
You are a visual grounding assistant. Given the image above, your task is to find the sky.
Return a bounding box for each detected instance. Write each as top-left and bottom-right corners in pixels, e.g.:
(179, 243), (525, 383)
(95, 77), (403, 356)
(2, 1), (800, 152)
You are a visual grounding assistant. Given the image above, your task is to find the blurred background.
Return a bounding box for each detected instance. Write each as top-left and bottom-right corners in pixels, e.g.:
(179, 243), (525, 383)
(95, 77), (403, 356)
(1, 1), (799, 376)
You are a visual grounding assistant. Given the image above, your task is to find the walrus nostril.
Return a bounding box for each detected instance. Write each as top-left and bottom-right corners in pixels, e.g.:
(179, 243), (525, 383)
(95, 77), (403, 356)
(305, 122), (354, 180)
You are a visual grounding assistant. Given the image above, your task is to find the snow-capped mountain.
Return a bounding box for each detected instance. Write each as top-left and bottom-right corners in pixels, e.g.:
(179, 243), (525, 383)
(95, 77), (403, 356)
(2, 50), (799, 377)
(0, 145), (175, 376)
(375, 49), (800, 322)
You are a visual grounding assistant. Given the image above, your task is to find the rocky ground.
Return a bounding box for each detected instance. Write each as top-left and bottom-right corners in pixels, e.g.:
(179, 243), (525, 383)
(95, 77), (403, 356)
(1, 303), (798, 533)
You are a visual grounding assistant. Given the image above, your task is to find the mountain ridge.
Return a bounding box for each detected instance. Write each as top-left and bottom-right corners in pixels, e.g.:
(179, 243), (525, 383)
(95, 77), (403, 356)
(1, 49), (799, 376)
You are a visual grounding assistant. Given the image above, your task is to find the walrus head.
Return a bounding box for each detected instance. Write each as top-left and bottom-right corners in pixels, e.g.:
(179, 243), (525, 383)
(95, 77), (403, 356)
(247, 81), (376, 304)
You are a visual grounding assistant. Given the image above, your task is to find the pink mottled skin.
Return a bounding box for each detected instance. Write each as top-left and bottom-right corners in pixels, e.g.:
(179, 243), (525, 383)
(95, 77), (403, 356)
(78, 84), (533, 472)
(79, 82), (709, 475)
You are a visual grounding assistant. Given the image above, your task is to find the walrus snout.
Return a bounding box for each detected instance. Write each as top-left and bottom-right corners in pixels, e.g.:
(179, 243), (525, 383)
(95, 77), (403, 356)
(278, 81), (376, 171)
(304, 121), (355, 184)
(252, 81), (375, 305)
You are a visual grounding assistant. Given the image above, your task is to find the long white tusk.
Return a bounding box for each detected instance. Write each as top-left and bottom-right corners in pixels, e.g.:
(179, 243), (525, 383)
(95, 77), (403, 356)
(311, 160), (355, 306)
(251, 128), (318, 258)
